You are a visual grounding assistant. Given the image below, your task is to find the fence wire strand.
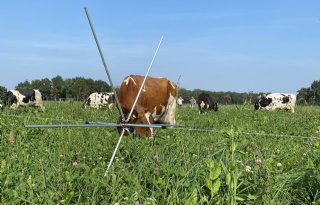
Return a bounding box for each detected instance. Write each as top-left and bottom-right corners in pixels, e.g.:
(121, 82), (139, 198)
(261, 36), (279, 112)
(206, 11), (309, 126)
(1, 113), (320, 140)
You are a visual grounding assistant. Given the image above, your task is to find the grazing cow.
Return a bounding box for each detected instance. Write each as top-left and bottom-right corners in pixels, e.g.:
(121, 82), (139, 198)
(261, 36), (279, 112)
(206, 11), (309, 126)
(254, 93), (296, 113)
(197, 93), (218, 114)
(117, 75), (177, 137)
(83, 92), (114, 109)
(5, 89), (45, 111)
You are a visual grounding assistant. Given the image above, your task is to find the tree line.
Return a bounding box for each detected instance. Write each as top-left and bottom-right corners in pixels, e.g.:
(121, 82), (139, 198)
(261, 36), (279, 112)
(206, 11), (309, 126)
(297, 80), (320, 105)
(0, 77), (319, 105)
(0, 75), (111, 101)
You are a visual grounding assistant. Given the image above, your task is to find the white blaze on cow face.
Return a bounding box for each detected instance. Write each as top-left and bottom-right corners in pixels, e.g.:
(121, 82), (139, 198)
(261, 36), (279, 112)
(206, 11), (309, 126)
(199, 101), (206, 114)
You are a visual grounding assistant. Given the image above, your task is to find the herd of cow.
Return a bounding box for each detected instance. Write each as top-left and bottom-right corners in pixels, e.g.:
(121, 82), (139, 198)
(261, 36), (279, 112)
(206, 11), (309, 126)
(0, 75), (297, 136)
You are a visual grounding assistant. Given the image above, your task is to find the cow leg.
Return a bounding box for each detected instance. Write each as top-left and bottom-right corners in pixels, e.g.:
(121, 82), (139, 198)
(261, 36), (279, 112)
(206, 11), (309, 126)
(144, 112), (154, 138)
(10, 103), (18, 110)
(289, 104), (295, 113)
(39, 104), (46, 112)
(35, 101), (45, 112)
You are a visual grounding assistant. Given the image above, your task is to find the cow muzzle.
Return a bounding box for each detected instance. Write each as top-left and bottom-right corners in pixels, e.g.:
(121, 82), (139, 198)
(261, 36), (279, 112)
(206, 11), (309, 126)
(117, 117), (134, 136)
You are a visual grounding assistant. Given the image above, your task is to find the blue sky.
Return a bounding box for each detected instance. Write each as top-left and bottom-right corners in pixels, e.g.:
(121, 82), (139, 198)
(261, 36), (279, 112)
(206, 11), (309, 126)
(0, 1), (319, 93)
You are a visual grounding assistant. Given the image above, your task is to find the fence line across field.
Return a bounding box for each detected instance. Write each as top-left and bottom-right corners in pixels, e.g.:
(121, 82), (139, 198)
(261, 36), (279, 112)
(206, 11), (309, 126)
(2, 113), (319, 140)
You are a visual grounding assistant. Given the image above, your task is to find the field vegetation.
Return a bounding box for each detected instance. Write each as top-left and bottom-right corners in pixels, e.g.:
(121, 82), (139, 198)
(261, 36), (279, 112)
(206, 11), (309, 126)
(0, 102), (319, 204)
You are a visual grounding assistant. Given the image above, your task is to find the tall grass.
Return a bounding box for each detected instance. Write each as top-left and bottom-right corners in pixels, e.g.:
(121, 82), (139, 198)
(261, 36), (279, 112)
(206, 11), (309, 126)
(0, 102), (319, 204)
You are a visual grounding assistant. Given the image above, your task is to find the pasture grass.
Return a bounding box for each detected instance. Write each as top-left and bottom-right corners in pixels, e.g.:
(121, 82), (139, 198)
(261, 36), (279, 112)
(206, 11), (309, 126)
(0, 102), (319, 204)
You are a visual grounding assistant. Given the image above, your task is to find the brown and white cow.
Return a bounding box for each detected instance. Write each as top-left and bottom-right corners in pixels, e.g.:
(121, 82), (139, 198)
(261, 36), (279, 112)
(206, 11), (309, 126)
(117, 75), (177, 137)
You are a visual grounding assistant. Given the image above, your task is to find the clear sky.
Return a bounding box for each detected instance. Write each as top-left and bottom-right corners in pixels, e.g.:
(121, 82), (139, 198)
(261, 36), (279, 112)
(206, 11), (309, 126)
(0, 1), (319, 93)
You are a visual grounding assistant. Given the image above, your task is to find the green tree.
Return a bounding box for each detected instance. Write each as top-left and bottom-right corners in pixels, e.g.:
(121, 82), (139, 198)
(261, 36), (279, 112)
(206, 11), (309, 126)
(16, 80), (32, 89)
(66, 77), (92, 100)
(31, 78), (52, 99)
(297, 80), (320, 105)
(297, 87), (311, 105)
(310, 80), (320, 105)
(51, 75), (65, 100)
(92, 80), (111, 92)
(0, 85), (7, 102)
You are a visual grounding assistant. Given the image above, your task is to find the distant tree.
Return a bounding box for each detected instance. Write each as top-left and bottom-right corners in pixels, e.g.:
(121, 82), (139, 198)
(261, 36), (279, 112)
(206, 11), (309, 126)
(297, 87), (312, 105)
(16, 80), (32, 89)
(31, 78), (52, 99)
(0, 85), (7, 101)
(310, 80), (320, 105)
(67, 77), (92, 100)
(223, 94), (232, 104)
(51, 75), (65, 100)
(92, 80), (112, 92)
(297, 80), (320, 105)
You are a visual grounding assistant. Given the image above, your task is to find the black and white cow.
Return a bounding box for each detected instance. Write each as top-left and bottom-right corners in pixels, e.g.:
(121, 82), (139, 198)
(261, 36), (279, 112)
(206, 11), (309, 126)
(83, 92), (114, 109)
(197, 93), (218, 114)
(254, 93), (296, 113)
(5, 89), (45, 111)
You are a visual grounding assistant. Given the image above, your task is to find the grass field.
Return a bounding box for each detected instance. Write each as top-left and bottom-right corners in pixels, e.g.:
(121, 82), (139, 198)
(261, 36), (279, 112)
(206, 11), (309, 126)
(0, 102), (320, 204)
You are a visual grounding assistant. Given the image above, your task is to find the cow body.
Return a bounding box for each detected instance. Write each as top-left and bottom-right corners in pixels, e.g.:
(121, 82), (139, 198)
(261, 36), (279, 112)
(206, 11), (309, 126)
(84, 92), (114, 109)
(5, 89), (45, 111)
(197, 93), (218, 114)
(118, 75), (177, 137)
(254, 93), (296, 113)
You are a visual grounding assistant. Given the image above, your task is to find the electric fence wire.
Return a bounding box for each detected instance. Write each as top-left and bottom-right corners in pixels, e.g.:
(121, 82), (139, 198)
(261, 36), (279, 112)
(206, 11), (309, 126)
(1, 113), (320, 140)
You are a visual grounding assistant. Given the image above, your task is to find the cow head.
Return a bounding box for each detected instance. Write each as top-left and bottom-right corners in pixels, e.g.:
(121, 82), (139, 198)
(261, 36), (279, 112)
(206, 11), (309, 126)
(117, 116), (135, 136)
(254, 97), (272, 110)
(212, 102), (218, 112)
(198, 101), (206, 114)
(134, 112), (155, 137)
(117, 112), (155, 137)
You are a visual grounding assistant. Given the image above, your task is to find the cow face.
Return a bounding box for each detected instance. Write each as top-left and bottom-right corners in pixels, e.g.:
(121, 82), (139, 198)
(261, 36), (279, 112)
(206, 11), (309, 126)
(212, 102), (218, 111)
(117, 116), (135, 136)
(198, 101), (206, 114)
(134, 112), (155, 137)
(117, 112), (155, 137)
(255, 97), (272, 110)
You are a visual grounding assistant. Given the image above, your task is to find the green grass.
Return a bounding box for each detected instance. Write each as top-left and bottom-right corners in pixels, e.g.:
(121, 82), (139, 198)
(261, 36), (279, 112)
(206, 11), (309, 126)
(0, 102), (320, 204)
